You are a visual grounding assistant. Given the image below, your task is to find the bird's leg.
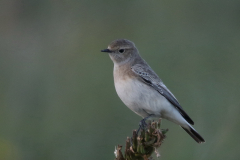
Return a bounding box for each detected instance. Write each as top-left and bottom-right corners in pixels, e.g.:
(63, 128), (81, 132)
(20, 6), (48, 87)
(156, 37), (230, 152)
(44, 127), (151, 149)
(137, 114), (154, 134)
(130, 115), (154, 147)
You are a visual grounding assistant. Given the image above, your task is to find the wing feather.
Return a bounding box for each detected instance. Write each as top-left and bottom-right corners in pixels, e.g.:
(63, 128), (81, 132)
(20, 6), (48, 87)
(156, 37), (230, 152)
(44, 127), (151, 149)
(131, 64), (194, 125)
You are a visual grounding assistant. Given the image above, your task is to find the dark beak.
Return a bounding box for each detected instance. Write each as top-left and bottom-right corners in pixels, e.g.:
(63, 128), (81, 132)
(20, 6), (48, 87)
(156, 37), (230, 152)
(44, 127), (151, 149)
(101, 49), (112, 53)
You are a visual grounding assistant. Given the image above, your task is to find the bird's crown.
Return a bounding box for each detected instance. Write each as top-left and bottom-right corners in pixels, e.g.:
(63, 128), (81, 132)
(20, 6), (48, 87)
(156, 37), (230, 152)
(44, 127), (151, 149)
(108, 39), (135, 51)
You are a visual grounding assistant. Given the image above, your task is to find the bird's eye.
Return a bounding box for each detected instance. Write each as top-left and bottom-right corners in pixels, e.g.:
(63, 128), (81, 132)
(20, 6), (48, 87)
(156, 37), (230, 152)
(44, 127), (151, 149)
(118, 49), (125, 53)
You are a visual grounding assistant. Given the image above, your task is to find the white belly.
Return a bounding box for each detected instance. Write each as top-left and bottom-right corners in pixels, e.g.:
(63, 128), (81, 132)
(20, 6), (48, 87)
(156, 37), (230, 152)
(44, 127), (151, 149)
(114, 75), (174, 118)
(113, 65), (189, 127)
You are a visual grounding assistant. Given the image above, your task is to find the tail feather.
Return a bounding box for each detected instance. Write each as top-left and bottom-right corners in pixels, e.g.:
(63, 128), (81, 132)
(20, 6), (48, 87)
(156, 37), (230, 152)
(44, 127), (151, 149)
(181, 126), (205, 144)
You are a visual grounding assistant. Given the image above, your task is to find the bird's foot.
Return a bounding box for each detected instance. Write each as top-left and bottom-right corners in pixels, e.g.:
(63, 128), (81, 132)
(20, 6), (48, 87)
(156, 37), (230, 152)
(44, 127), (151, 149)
(137, 114), (154, 134)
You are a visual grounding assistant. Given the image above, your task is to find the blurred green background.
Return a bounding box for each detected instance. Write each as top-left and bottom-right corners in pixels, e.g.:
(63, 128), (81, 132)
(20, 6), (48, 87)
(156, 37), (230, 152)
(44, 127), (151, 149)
(0, 0), (240, 160)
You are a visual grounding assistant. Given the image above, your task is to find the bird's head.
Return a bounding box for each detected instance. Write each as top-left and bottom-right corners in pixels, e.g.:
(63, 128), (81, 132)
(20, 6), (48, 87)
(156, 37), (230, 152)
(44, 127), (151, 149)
(101, 39), (138, 65)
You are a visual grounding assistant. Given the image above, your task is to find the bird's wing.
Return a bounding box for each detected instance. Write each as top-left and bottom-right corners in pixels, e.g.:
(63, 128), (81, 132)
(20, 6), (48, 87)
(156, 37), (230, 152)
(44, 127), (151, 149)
(131, 64), (194, 125)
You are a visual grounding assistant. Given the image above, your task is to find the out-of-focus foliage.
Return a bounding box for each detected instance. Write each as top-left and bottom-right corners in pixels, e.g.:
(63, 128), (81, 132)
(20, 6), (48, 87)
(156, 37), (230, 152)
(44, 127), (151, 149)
(0, 0), (240, 160)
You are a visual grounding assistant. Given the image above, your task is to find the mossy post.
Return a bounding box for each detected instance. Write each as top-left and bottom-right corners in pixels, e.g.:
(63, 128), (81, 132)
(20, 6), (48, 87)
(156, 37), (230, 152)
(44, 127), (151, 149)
(114, 119), (168, 160)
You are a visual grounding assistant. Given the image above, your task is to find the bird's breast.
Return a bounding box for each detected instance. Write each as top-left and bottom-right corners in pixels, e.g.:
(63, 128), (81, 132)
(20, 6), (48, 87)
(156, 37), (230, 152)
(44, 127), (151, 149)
(113, 65), (139, 106)
(113, 65), (172, 117)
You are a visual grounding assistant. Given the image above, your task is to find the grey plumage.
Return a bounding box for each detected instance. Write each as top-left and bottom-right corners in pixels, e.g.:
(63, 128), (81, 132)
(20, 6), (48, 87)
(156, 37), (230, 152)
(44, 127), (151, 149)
(131, 64), (194, 125)
(101, 39), (205, 143)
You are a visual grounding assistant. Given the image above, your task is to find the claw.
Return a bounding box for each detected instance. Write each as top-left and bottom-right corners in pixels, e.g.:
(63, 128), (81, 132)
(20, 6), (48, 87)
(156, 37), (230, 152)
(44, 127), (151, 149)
(136, 114), (154, 134)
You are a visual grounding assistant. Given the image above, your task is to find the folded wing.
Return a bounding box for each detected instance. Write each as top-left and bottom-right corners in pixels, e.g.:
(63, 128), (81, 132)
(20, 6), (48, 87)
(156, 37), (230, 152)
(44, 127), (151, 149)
(131, 64), (194, 125)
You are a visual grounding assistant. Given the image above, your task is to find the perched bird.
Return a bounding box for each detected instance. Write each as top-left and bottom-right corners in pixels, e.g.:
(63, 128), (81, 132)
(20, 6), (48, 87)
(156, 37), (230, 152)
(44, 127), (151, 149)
(101, 39), (205, 143)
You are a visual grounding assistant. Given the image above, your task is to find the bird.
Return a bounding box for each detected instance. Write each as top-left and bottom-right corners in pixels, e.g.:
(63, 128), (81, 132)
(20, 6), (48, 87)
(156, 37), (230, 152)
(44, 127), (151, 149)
(101, 39), (205, 143)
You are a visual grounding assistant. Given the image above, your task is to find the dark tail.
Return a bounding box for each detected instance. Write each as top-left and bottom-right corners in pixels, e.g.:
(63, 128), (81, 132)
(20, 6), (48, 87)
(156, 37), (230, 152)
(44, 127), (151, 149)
(181, 126), (205, 144)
